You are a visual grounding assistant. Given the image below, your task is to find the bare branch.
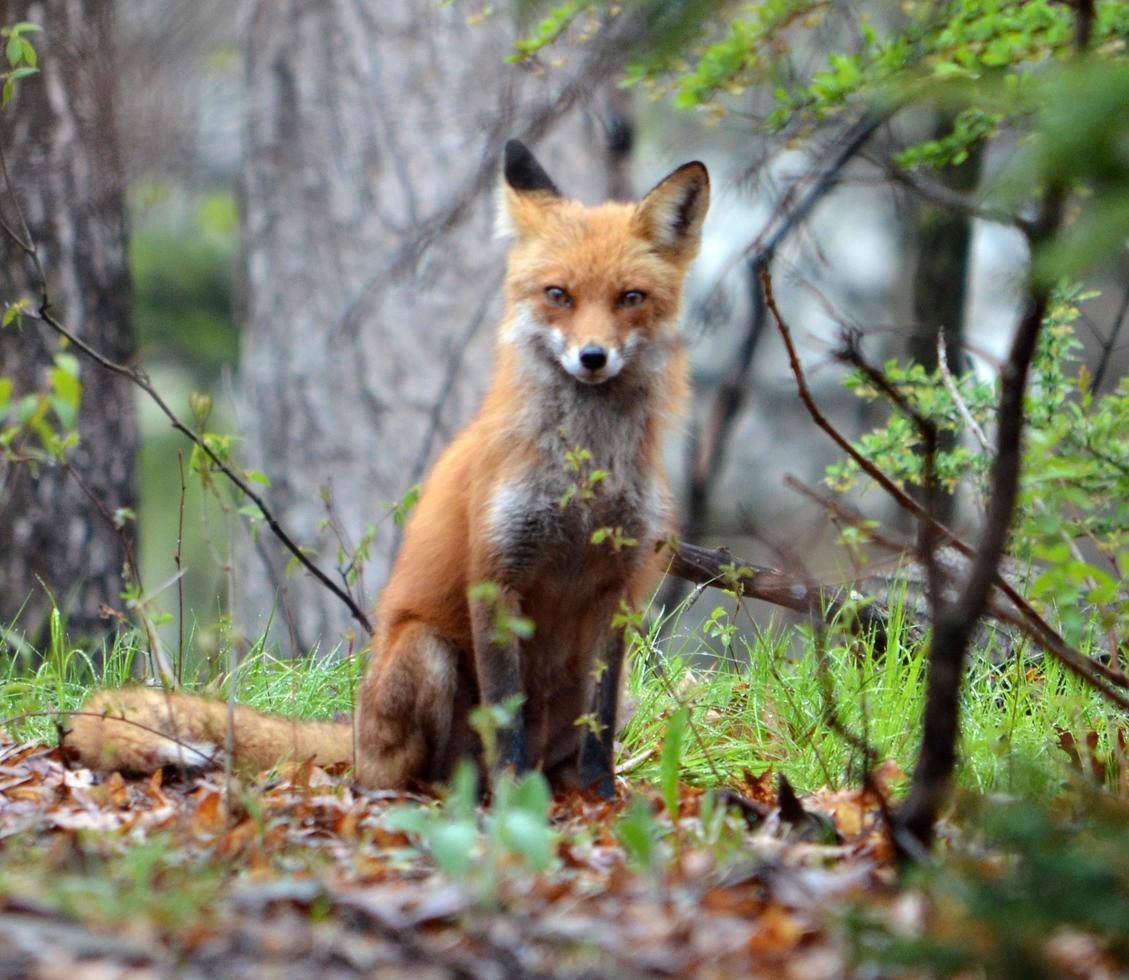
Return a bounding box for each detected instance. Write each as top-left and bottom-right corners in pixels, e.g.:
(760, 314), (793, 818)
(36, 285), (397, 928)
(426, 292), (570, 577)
(1092, 275), (1129, 392)
(898, 176), (1068, 848)
(684, 111), (893, 541)
(883, 159), (1032, 234)
(665, 538), (891, 644)
(25, 305), (375, 637)
(937, 334), (991, 454)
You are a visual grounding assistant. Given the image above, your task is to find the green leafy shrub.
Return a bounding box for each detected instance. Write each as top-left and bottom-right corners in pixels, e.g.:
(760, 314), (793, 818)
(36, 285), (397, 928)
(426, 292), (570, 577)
(824, 286), (1128, 648)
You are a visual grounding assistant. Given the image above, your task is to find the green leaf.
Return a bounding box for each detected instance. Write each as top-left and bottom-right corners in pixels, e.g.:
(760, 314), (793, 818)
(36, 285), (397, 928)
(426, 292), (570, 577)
(50, 354), (81, 411)
(616, 796), (659, 877)
(512, 770), (551, 817)
(447, 758), (479, 819)
(467, 581), (501, 604)
(16, 392), (42, 425)
(507, 615), (536, 641)
(496, 808), (552, 871)
(428, 820), (478, 877)
(237, 503), (265, 522)
(390, 484), (420, 527)
(381, 803), (429, 836)
(659, 706), (688, 822)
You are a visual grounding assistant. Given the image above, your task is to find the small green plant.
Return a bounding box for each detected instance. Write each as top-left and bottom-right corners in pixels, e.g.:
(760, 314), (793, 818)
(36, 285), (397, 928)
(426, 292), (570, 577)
(658, 706), (689, 822)
(615, 794), (663, 883)
(1, 21), (39, 105)
(388, 483), (421, 527)
(848, 789), (1129, 974)
(0, 832), (227, 931)
(0, 345), (82, 467)
(467, 581), (536, 647)
(590, 525), (638, 551)
(382, 760), (557, 904)
(825, 286), (1128, 648)
(558, 437), (609, 508)
(468, 692), (526, 771)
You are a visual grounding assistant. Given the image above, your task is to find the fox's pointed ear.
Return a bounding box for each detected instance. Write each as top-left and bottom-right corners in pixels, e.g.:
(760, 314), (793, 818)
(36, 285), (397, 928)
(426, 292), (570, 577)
(634, 161), (710, 258)
(504, 139), (560, 196)
(498, 139), (561, 239)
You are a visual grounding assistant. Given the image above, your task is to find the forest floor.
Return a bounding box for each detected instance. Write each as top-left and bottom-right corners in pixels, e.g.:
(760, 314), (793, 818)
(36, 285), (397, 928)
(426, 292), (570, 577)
(0, 734), (899, 979)
(1, 732), (1126, 979)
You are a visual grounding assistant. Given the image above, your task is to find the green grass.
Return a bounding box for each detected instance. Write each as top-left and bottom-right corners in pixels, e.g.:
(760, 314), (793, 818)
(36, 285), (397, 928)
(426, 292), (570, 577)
(615, 584), (1117, 798)
(0, 610), (364, 744)
(2, 578), (1116, 800)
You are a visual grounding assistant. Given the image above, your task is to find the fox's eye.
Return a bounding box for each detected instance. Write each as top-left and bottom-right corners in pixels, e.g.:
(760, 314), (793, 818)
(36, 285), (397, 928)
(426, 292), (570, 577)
(620, 290), (646, 308)
(544, 286), (572, 307)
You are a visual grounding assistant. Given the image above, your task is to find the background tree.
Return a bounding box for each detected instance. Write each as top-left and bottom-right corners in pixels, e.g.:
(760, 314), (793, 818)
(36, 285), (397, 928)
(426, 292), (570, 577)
(905, 114), (983, 527)
(234, 2), (640, 651)
(0, 0), (136, 643)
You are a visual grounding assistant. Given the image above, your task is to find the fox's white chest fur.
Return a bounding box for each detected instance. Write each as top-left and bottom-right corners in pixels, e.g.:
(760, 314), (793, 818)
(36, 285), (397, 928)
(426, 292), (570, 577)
(486, 353), (669, 582)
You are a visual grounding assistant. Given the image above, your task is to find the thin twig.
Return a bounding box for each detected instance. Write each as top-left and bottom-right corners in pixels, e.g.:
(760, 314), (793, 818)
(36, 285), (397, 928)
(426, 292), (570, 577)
(1092, 276), (1129, 392)
(175, 451), (187, 682)
(29, 306), (374, 636)
(937, 333), (991, 453)
(833, 329), (946, 611)
(61, 461), (175, 684)
(762, 268), (1129, 694)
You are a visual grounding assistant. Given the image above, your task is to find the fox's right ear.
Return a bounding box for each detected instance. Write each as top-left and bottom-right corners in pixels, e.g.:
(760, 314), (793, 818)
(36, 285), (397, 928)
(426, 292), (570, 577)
(497, 139), (561, 239)
(504, 140), (560, 195)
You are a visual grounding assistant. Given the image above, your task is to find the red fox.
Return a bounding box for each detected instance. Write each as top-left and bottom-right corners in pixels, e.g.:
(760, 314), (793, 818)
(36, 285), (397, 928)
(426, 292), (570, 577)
(67, 141), (709, 796)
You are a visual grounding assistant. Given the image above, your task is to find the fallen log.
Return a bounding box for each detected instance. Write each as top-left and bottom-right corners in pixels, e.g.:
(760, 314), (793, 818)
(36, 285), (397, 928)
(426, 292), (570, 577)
(665, 538), (893, 648)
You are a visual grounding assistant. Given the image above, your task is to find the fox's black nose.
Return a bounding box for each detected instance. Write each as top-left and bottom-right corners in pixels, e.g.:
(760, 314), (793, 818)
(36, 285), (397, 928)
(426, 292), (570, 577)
(579, 345), (607, 371)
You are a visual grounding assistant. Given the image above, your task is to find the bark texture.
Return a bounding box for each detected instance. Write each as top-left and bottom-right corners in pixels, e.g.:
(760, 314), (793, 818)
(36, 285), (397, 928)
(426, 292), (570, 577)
(908, 114), (983, 527)
(0, 0), (137, 642)
(236, 2), (629, 651)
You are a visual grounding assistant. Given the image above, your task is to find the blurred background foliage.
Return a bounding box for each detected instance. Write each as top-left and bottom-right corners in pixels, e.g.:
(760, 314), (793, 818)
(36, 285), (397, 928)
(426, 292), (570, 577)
(131, 188), (239, 379)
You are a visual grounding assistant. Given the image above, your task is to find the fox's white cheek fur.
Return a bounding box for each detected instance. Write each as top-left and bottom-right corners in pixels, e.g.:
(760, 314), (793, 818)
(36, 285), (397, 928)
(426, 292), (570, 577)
(502, 303), (538, 346)
(504, 303), (567, 353)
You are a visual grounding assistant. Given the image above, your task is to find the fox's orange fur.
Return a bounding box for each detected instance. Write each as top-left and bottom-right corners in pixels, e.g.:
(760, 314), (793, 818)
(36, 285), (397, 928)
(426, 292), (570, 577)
(67, 141), (709, 794)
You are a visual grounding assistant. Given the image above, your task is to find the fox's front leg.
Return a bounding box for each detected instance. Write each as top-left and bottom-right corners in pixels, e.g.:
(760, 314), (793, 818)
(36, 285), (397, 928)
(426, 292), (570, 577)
(469, 586), (527, 777)
(579, 626), (625, 799)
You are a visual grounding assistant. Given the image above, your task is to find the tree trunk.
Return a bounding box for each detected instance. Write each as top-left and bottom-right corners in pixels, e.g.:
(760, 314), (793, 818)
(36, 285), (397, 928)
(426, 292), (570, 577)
(0, 0), (137, 643)
(908, 114), (983, 527)
(236, 2), (631, 652)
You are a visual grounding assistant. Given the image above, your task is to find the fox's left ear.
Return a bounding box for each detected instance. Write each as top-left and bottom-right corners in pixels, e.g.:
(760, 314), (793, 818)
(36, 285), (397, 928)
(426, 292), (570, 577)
(634, 161), (710, 258)
(498, 139), (561, 238)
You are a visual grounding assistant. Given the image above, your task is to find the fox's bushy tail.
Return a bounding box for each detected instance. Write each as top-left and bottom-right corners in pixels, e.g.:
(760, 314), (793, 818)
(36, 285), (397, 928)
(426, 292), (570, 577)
(66, 688), (354, 774)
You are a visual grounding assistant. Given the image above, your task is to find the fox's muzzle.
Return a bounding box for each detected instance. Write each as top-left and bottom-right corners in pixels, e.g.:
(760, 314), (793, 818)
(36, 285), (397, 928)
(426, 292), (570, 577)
(562, 342), (624, 384)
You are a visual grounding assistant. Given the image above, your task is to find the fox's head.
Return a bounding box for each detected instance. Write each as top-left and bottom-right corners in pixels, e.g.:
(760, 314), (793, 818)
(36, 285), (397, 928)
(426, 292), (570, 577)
(498, 140), (709, 387)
